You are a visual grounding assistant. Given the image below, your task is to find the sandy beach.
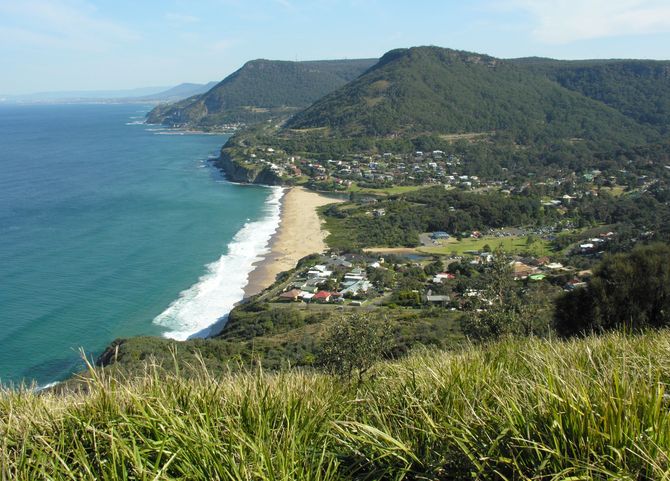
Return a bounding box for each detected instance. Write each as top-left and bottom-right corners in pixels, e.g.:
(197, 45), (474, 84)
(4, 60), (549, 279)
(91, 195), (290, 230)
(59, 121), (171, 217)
(244, 187), (345, 297)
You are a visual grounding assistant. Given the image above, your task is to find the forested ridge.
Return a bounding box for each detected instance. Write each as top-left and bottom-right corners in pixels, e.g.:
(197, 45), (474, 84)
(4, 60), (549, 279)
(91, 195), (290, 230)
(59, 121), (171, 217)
(146, 58), (376, 127)
(285, 46), (657, 148)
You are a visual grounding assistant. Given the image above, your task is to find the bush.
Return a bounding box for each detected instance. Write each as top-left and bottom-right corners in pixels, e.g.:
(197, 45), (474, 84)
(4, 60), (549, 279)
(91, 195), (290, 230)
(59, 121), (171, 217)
(317, 314), (389, 381)
(555, 243), (670, 336)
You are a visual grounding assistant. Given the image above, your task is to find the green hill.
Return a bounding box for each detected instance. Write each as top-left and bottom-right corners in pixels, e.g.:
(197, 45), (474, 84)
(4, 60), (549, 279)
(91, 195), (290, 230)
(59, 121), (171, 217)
(510, 57), (670, 134)
(146, 58), (376, 128)
(3, 331), (669, 479)
(284, 46), (653, 147)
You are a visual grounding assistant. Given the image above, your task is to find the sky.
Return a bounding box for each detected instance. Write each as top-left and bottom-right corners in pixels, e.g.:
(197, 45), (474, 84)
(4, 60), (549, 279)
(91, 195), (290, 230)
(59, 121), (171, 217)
(2, 0), (670, 95)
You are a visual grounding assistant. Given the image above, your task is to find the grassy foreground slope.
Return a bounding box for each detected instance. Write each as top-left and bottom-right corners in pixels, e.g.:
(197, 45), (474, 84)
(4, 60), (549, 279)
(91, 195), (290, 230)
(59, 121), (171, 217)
(3, 331), (670, 479)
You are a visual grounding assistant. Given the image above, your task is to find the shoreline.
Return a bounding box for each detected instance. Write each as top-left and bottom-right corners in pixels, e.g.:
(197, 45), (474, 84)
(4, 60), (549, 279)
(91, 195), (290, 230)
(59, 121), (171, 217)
(243, 187), (345, 298)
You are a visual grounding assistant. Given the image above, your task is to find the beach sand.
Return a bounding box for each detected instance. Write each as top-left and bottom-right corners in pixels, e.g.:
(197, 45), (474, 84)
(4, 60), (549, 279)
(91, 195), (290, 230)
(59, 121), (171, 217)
(244, 187), (345, 297)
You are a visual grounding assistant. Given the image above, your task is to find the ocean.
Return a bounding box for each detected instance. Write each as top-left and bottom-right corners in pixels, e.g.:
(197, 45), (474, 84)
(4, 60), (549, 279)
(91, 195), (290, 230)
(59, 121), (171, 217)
(0, 103), (281, 386)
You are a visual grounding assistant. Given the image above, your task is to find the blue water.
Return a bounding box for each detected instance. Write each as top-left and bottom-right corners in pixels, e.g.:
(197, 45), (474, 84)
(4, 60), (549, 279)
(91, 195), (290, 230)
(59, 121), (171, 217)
(0, 104), (279, 386)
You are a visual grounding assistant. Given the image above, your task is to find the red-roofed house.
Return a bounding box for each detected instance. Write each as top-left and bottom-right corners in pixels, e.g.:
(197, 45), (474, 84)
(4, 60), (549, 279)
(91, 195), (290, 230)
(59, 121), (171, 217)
(313, 291), (332, 303)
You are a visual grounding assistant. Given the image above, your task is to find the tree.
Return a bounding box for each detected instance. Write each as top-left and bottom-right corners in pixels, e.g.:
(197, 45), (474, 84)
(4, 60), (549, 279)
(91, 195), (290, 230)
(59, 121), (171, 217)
(317, 314), (389, 382)
(461, 251), (551, 342)
(424, 259), (445, 276)
(554, 243), (670, 336)
(368, 267), (395, 289)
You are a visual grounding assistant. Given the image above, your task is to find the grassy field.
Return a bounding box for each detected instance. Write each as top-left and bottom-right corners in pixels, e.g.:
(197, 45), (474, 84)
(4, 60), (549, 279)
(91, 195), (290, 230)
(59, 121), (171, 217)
(346, 183), (429, 196)
(600, 185), (626, 197)
(2, 331), (669, 479)
(419, 234), (552, 256)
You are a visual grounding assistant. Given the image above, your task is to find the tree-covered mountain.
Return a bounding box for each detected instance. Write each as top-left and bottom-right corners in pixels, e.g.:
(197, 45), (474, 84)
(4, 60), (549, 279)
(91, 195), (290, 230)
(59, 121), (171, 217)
(284, 46), (655, 147)
(136, 81), (218, 102)
(146, 58), (376, 128)
(510, 57), (670, 134)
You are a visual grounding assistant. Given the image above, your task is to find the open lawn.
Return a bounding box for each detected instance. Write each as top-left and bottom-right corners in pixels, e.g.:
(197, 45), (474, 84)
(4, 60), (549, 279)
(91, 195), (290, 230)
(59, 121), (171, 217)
(600, 185), (626, 197)
(347, 183), (430, 196)
(419, 235), (552, 256)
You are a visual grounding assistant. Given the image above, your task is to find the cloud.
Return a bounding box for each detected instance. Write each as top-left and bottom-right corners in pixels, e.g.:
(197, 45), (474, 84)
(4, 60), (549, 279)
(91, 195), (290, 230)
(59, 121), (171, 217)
(0, 0), (140, 52)
(164, 12), (200, 24)
(509, 0), (670, 43)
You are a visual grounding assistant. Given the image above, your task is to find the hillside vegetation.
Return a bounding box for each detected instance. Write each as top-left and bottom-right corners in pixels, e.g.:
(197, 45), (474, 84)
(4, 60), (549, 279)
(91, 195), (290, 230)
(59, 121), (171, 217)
(512, 57), (670, 133)
(147, 58), (376, 127)
(285, 46), (652, 147)
(2, 331), (669, 479)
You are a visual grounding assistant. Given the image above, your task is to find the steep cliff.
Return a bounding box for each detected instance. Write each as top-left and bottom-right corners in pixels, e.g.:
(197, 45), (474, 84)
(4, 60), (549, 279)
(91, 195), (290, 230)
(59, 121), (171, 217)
(214, 150), (284, 186)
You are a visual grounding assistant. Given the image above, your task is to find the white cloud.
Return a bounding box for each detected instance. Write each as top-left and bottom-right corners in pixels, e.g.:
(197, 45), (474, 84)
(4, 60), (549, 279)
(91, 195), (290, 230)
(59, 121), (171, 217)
(509, 0), (670, 43)
(0, 0), (140, 52)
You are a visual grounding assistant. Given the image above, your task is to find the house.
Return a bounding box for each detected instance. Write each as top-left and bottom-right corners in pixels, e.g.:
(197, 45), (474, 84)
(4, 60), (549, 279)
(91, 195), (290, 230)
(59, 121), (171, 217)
(307, 265), (332, 278)
(340, 280), (372, 297)
(297, 292), (313, 301)
(295, 278), (323, 293)
(479, 252), (493, 263)
(314, 291), (333, 303)
(344, 268), (366, 282)
(533, 256), (551, 266)
(565, 279), (587, 290)
(426, 290), (450, 305)
(430, 231), (450, 240)
(278, 289), (301, 302)
(579, 243), (595, 252)
(327, 256), (353, 269)
(432, 272), (456, 283)
(545, 262), (565, 270)
(511, 261), (537, 280)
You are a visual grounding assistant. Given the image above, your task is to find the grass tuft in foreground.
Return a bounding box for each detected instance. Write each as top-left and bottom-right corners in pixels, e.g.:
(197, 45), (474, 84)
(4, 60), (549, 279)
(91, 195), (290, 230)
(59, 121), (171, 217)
(2, 331), (669, 479)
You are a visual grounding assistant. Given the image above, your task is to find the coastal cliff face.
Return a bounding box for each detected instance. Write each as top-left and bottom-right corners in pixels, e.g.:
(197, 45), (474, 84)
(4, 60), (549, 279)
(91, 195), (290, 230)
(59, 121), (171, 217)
(215, 150), (284, 186)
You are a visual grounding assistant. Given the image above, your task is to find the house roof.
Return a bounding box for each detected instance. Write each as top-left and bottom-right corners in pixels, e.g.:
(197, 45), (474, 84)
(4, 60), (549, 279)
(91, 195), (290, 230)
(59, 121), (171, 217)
(427, 295), (450, 302)
(279, 289), (301, 299)
(314, 291), (332, 299)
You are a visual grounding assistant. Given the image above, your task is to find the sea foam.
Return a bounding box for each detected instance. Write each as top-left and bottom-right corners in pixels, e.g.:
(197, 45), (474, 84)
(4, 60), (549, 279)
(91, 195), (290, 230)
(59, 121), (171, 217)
(153, 186), (284, 340)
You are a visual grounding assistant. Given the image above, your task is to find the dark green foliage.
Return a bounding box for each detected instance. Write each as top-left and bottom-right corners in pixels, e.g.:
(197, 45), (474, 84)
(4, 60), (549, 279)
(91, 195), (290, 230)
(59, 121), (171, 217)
(514, 57), (670, 133)
(393, 290), (422, 307)
(286, 46), (652, 147)
(324, 186), (550, 249)
(367, 266), (395, 289)
(220, 305), (306, 341)
(147, 58), (376, 126)
(423, 258), (444, 275)
(98, 306), (465, 377)
(317, 314), (388, 381)
(555, 243), (670, 336)
(461, 252), (553, 341)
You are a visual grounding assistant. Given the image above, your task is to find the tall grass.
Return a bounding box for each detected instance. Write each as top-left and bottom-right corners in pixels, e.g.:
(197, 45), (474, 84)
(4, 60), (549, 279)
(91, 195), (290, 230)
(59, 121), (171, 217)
(1, 331), (669, 480)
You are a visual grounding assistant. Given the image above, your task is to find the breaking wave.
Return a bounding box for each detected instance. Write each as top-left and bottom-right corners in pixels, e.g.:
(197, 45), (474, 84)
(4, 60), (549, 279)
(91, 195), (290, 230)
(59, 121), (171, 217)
(152, 186), (284, 340)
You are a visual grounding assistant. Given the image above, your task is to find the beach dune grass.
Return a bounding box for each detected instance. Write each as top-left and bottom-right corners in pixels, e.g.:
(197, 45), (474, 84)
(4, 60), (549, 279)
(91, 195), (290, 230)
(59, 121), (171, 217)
(2, 331), (669, 479)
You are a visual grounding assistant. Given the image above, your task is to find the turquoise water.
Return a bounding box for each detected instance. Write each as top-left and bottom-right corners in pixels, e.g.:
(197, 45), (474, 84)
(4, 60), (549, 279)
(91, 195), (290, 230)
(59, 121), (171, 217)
(0, 104), (278, 386)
